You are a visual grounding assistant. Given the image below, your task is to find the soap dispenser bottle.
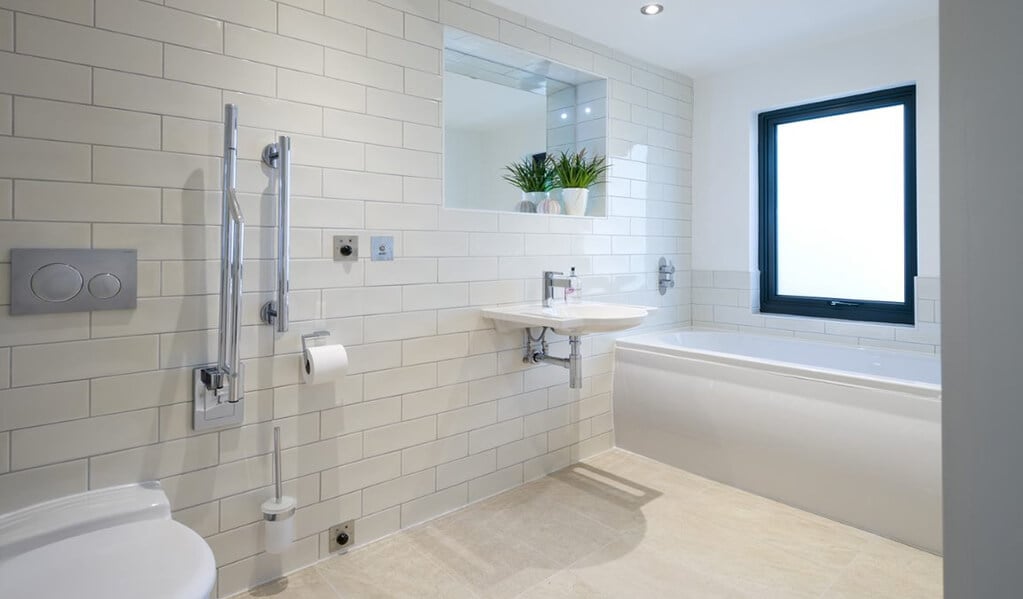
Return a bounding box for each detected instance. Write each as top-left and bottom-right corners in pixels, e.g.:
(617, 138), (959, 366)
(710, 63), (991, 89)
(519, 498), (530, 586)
(566, 267), (582, 303)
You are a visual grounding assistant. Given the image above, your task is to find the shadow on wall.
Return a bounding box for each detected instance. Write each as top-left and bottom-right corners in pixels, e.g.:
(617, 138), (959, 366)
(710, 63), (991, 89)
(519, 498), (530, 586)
(122, 168), (214, 494)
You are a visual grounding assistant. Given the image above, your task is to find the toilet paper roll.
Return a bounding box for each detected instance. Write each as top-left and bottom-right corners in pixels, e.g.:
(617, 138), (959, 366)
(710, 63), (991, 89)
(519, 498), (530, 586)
(302, 344), (348, 385)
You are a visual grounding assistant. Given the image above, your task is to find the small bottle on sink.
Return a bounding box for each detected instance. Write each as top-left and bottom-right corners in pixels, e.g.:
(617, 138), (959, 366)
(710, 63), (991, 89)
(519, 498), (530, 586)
(566, 267), (582, 303)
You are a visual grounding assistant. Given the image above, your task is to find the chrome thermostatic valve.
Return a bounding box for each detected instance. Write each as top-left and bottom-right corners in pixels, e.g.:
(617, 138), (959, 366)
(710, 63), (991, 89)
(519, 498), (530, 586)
(658, 257), (676, 295)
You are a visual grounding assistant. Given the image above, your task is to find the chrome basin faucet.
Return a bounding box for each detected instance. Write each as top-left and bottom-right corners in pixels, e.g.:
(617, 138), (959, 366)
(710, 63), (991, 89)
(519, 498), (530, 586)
(543, 271), (572, 307)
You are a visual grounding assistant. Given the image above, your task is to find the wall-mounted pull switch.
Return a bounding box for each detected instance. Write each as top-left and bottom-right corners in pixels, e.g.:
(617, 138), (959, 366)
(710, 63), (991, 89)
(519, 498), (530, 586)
(370, 236), (394, 261)
(333, 235), (359, 262)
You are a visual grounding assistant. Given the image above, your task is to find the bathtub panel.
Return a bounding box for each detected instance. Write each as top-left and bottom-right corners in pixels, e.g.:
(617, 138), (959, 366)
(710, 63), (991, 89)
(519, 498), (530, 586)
(618, 329), (941, 389)
(613, 345), (942, 554)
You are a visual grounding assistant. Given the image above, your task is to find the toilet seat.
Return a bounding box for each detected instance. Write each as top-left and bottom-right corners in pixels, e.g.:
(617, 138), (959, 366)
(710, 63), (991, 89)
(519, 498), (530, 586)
(0, 518), (216, 599)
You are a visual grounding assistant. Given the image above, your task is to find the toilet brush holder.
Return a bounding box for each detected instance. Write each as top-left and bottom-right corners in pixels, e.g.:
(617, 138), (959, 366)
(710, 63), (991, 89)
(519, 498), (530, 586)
(262, 496), (296, 554)
(262, 425), (296, 554)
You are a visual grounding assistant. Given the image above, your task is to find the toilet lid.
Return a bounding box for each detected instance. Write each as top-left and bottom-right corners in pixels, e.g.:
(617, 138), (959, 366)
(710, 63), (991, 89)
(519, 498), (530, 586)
(0, 519), (216, 599)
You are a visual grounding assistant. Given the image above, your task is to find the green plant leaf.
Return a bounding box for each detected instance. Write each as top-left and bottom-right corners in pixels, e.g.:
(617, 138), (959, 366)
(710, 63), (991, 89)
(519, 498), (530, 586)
(502, 155), (554, 192)
(551, 149), (609, 189)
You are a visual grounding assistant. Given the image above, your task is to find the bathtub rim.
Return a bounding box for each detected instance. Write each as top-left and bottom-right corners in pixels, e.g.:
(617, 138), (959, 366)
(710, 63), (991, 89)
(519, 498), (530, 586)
(615, 329), (941, 400)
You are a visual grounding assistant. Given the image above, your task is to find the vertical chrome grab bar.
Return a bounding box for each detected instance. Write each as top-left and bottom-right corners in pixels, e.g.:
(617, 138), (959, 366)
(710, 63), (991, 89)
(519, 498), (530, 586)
(194, 104), (245, 430)
(278, 137), (290, 332)
(260, 135), (292, 332)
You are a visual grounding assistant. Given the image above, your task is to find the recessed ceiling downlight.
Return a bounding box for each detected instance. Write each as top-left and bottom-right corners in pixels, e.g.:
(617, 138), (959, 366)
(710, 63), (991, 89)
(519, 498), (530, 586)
(640, 3), (663, 16)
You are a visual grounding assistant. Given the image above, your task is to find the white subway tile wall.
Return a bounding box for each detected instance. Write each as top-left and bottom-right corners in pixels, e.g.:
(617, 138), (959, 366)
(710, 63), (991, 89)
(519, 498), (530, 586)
(691, 270), (941, 353)
(0, 0), (692, 595)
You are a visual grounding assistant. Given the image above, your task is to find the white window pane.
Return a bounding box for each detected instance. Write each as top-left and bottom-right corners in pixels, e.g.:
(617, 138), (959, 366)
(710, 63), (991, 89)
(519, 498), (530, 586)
(775, 105), (905, 303)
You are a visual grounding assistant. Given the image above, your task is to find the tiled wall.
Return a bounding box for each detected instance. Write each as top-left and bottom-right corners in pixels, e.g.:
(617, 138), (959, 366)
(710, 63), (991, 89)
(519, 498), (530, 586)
(0, 0), (692, 595)
(691, 270), (941, 353)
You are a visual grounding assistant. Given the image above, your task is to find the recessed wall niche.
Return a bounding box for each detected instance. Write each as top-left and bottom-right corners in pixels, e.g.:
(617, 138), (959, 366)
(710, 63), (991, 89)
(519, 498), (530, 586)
(443, 27), (609, 217)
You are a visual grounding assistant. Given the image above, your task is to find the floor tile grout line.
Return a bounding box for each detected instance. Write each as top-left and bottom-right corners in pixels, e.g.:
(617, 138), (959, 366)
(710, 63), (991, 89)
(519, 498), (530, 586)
(815, 546), (873, 599)
(308, 564), (344, 599)
(509, 533), (623, 599)
(315, 529), (483, 599)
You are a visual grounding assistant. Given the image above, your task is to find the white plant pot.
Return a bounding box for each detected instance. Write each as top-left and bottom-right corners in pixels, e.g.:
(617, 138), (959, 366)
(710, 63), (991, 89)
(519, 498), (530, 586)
(561, 188), (589, 216)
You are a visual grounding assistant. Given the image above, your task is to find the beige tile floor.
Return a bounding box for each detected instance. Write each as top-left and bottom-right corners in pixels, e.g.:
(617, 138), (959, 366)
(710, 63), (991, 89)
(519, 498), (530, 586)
(242, 449), (942, 599)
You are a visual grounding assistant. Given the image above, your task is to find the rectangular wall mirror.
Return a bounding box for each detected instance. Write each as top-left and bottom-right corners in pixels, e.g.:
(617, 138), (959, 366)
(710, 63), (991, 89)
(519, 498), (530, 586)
(443, 28), (609, 217)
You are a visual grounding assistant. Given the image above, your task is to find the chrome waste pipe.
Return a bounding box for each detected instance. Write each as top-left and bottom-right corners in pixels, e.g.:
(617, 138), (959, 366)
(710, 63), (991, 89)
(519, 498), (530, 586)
(194, 104), (246, 430)
(524, 329), (584, 389)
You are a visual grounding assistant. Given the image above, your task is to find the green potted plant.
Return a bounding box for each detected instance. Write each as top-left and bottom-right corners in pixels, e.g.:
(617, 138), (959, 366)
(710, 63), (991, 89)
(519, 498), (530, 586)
(502, 154), (553, 213)
(551, 149), (609, 216)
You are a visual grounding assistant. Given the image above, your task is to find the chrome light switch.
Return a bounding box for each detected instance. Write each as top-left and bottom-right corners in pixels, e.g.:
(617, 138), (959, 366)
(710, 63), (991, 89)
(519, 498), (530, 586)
(370, 236), (393, 261)
(10, 249), (137, 315)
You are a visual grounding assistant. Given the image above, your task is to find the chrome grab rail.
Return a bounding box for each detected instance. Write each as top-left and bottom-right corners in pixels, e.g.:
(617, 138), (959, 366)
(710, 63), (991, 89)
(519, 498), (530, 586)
(260, 135), (292, 333)
(194, 104), (246, 430)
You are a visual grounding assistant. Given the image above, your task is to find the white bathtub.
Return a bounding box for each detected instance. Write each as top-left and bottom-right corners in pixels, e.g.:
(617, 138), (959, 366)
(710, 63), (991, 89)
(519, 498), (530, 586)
(613, 330), (942, 553)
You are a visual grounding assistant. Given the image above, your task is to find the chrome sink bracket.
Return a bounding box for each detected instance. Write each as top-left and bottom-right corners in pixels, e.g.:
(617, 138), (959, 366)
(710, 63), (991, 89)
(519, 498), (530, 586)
(522, 327), (549, 364)
(523, 327), (583, 389)
(194, 104), (246, 431)
(261, 135), (292, 333)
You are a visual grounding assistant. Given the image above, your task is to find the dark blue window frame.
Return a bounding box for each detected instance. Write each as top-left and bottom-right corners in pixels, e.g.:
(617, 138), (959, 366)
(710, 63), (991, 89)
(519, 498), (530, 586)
(758, 85), (917, 325)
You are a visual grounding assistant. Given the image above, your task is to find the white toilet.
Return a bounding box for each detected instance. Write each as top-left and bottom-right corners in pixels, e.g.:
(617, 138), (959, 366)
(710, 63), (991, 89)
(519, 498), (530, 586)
(0, 482), (216, 599)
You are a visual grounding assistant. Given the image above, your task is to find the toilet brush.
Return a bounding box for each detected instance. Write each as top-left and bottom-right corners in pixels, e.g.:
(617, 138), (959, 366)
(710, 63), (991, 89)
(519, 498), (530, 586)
(262, 426), (296, 554)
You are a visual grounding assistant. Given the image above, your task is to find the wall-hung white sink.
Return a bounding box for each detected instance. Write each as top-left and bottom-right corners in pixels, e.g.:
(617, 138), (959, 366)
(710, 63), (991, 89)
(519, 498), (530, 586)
(482, 302), (656, 336)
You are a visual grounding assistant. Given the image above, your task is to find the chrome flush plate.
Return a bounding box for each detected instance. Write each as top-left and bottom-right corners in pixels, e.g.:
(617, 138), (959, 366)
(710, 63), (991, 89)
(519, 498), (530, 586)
(10, 248), (137, 314)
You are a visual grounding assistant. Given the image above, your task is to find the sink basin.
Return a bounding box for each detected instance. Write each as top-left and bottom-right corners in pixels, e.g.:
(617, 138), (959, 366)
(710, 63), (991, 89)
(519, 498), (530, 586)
(482, 302), (655, 336)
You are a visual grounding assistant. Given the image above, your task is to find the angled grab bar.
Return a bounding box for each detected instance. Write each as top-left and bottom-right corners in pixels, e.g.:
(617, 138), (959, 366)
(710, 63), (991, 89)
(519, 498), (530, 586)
(260, 135), (292, 333)
(226, 189), (245, 397)
(194, 104), (246, 431)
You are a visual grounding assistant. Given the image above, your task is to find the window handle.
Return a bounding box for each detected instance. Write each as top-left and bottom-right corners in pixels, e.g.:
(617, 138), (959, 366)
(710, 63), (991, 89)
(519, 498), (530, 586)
(828, 300), (862, 308)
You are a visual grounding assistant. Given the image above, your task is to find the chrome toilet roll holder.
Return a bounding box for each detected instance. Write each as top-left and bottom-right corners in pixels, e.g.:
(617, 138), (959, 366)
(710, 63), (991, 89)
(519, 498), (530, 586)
(301, 330), (334, 385)
(301, 330), (331, 355)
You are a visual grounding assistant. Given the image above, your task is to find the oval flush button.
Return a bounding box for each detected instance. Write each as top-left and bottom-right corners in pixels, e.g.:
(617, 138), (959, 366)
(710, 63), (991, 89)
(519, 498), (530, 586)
(88, 273), (122, 299)
(31, 263), (84, 302)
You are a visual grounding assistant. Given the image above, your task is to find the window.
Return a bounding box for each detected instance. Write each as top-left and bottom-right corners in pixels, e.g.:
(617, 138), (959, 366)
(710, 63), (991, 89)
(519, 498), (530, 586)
(758, 85), (917, 325)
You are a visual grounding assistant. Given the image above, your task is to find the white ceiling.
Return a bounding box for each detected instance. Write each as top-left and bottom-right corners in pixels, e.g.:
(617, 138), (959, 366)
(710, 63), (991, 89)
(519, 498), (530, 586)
(488, 0), (937, 77)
